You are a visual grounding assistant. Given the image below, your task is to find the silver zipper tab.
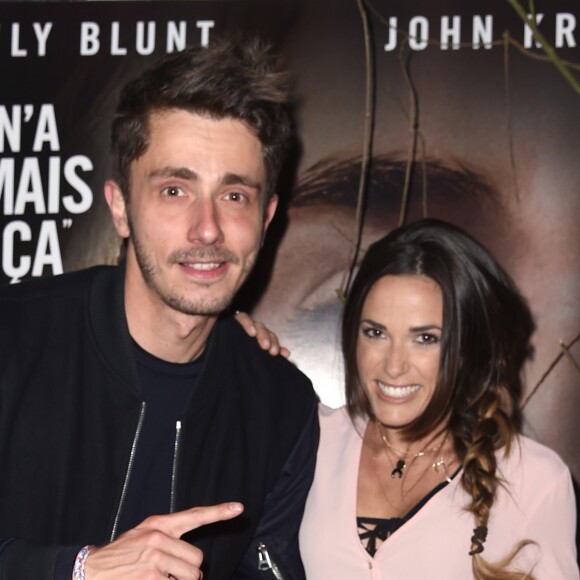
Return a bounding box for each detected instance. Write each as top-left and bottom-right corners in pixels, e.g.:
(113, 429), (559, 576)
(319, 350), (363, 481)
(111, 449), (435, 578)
(257, 542), (273, 571)
(170, 420), (182, 514)
(257, 542), (285, 580)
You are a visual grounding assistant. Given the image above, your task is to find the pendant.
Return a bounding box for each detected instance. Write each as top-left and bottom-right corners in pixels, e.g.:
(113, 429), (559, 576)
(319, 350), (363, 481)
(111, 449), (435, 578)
(391, 459), (406, 478)
(433, 457), (445, 472)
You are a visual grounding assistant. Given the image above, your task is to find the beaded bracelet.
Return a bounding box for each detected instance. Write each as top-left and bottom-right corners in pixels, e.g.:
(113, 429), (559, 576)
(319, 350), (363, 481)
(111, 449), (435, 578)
(73, 545), (95, 580)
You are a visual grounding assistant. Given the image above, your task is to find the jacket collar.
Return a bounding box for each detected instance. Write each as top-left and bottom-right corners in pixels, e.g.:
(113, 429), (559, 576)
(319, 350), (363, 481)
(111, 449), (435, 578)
(89, 261), (141, 397)
(87, 261), (232, 403)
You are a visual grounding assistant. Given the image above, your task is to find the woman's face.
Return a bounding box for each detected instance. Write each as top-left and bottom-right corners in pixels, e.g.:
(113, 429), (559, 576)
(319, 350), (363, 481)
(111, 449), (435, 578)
(356, 275), (443, 430)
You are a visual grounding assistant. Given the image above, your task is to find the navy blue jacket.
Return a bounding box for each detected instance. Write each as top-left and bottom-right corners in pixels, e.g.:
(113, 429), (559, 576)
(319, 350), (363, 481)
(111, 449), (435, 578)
(0, 265), (319, 579)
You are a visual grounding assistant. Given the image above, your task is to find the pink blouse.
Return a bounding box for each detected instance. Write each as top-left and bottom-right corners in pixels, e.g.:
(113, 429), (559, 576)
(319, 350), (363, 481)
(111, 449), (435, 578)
(299, 405), (579, 579)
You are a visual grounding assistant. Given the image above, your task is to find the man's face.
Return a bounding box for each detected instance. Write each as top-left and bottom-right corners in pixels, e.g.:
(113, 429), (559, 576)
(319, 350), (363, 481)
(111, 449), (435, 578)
(108, 109), (277, 316)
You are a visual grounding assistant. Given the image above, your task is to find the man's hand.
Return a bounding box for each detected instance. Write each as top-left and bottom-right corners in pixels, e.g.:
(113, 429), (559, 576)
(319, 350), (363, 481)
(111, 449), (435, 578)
(84, 502), (243, 579)
(234, 311), (290, 358)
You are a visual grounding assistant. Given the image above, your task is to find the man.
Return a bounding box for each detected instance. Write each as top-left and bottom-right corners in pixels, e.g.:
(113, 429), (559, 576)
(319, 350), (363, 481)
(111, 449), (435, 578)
(0, 38), (319, 579)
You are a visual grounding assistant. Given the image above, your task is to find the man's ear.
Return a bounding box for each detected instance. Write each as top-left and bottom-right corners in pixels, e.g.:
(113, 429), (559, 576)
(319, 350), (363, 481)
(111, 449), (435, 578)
(263, 194), (279, 232)
(104, 180), (130, 238)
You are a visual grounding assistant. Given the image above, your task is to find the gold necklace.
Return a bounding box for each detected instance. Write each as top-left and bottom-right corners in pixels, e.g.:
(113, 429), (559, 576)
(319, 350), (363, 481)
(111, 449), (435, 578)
(376, 422), (449, 479)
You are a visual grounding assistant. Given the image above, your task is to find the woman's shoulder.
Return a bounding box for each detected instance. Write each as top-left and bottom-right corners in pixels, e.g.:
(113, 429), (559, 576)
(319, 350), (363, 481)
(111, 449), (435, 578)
(318, 402), (346, 418)
(318, 403), (350, 428)
(498, 434), (572, 490)
(510, 435), (568, 468)
(317, 403), (367, 439)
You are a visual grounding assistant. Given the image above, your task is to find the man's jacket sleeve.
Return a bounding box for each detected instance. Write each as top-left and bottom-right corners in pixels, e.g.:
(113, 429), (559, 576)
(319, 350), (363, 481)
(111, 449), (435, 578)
(233, 401), (320, 579)
(0, 538), (80, 580)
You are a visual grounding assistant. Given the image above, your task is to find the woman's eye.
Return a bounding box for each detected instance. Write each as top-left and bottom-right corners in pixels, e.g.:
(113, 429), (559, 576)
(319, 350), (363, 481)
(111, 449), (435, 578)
(417, 333), (439, 345)
(362, 327), (383, 339)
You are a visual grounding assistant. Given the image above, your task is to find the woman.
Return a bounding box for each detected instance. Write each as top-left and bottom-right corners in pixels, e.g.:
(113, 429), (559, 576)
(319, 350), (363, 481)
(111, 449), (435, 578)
(241, 218), (578, 579)
(298, 219), (578, 579)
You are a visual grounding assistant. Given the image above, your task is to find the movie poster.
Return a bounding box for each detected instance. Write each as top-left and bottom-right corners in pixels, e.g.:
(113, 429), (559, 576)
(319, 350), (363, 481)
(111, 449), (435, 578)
(1, 0), (579, 485)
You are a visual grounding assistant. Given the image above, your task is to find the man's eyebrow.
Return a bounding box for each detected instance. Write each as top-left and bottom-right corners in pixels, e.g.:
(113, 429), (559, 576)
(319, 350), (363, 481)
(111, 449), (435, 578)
(222, 172), (262, 191)
(148, 166), (197, 180)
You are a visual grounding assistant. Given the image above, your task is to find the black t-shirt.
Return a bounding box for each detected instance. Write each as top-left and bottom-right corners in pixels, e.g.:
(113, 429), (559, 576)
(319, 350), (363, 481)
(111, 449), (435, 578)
(115, 341), (204, 534)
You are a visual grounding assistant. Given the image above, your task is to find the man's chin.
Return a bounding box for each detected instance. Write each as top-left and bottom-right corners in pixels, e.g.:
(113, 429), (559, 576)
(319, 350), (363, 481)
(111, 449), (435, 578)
(162, 292), (235, 317)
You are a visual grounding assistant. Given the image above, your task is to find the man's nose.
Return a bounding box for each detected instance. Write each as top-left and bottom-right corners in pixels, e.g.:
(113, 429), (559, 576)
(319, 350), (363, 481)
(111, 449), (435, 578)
(186, 197), (224, 246)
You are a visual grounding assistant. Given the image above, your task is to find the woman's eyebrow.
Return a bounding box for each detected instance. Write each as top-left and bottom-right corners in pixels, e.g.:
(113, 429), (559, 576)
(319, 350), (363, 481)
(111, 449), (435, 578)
(409, 324), (442, 332)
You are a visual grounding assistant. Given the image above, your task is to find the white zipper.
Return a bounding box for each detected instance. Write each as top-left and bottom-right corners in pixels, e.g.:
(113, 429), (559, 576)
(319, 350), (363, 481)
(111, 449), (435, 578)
(170, 420), (182, 513)
(110, 401), (147, 541)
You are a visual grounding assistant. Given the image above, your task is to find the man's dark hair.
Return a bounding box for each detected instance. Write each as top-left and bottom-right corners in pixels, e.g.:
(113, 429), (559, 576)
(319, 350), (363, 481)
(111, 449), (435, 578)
(111, 36), (294, 203)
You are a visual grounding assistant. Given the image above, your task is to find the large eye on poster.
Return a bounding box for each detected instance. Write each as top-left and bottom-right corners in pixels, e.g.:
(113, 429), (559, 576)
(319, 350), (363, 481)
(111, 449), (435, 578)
(0, 0), (579, 484)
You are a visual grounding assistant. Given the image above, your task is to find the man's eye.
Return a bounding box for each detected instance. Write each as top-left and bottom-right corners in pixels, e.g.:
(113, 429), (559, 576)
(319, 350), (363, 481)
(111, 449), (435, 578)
(163, 186), (183, 197)
(225, 191), (247, 203)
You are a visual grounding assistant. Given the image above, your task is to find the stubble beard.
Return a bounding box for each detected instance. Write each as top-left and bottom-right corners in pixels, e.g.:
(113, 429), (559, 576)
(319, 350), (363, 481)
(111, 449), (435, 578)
(129, 216), (256, 317)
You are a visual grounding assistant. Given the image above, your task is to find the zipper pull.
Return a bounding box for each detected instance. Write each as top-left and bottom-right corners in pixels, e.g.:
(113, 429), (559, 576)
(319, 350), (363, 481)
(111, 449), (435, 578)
(256, 543), (285, 579)
(257, 542), (273, 571)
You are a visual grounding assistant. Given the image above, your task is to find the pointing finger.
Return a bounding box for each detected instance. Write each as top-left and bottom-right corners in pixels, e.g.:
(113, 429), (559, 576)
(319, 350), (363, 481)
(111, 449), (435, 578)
(143, 502), (244, 539)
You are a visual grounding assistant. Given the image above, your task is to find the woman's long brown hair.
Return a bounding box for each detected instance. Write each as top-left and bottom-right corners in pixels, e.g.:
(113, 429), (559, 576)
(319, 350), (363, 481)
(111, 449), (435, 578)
(342, 218), (536, 578)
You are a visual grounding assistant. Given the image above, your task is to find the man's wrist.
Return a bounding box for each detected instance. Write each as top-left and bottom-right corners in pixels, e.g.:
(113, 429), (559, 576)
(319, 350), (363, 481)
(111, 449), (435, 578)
(72, 545), (95, 580)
